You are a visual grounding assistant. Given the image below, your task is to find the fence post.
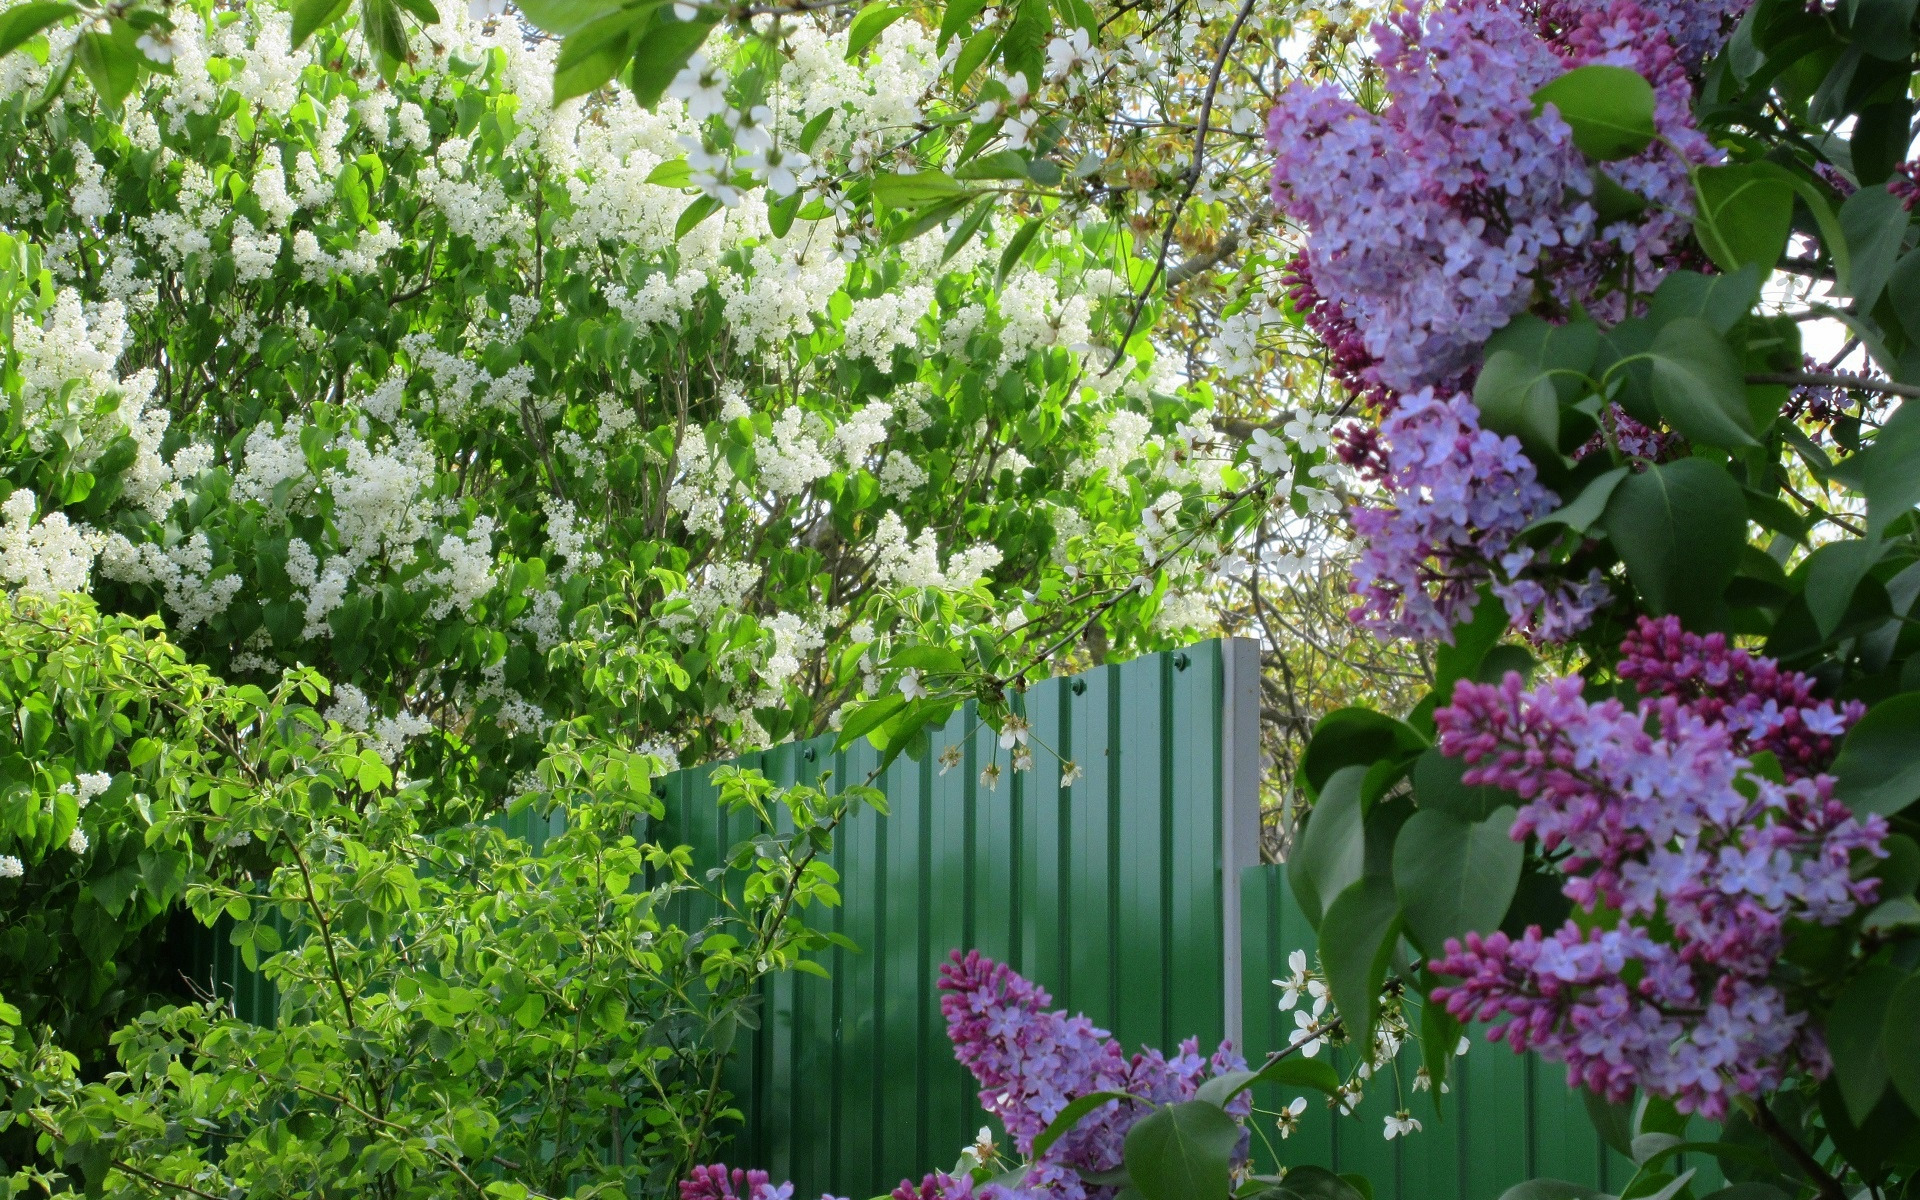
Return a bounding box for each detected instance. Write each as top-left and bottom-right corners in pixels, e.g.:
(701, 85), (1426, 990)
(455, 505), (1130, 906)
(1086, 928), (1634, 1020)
(1220, 636), (1263, 1049)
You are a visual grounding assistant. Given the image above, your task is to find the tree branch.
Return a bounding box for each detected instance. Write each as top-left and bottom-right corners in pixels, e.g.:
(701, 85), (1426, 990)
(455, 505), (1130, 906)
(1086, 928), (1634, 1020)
(1749, 371), (1920, 399)
(1102, 0), (1259, 373)
(1745, 1097), (1846, 1200)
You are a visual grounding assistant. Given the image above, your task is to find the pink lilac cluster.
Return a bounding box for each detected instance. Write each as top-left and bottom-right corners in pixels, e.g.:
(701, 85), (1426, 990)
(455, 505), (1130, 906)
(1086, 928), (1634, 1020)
(892, 950), (1250, 1200)
(1266, 0), (1595, 395)
(681, 1165), (836, 1200)
(1427, 621), (1888, 1117)
(1346, 388), (1607, 642)
(1616, 615), (1866, 777)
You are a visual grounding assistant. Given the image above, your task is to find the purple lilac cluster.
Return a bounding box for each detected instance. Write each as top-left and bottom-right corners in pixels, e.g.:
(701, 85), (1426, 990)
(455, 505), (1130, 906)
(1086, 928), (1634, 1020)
(1280, 255), (1387, 407)
(682, 1165), (833, 1200)
(1526, 0), (1754, 71)
(1427, 619), (1888, 1116)
(1890, 160), (1920, 210)
(895, 950), (1250, 1200)
(687, 953), (1250, 1200)
(1267, 0), (1736, 397)
(1346, 388), (1606, 642)
(1266, 0), (1593, 396)
(1534, 0), (1721, 317)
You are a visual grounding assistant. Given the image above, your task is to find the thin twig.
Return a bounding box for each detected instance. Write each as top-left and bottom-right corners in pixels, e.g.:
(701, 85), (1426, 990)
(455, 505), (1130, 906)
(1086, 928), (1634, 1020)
(1745, 1097), (1846, 1200)
(1750, 370), (1920, 399)
(1102, 0), (1259, 374)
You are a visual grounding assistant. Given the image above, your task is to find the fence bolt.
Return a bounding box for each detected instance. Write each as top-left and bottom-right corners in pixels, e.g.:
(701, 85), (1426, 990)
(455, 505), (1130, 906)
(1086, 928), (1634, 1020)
(1173, 652), (1190, 671)
(804, 746), (817, 761)
(1071, 679), (1086, 695)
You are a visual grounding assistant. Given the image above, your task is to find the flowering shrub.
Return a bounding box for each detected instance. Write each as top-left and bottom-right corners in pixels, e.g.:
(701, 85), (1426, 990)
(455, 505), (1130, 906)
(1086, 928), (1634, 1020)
(1272, 0), (1920, 1195)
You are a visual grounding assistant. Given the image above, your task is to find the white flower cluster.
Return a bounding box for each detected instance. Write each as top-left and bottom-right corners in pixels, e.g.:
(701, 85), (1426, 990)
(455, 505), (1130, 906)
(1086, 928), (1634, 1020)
(325, 683), (435, 765)
(0, 490), (103, 597)
(871, 512), (1003, 591)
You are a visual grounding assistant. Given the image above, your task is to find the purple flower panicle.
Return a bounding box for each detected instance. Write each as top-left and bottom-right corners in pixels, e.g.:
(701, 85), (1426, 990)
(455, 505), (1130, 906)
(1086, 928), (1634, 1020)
(1345, 388), (1604, 642)
(681, 1165), (827, 1200)
(1429, 621), (1887, 1116)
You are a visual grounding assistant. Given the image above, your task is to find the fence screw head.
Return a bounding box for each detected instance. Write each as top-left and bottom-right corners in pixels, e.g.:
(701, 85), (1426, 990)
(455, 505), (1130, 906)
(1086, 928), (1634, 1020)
(1173, 652), (1190, 671)
(804, 746), (817, 762)
(1071, 679), (1087, 695)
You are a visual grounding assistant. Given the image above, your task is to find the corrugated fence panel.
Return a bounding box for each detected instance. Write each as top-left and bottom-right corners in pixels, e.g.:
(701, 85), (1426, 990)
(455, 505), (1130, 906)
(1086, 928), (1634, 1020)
(695, 639), (1256, 1198)
(1238, 861), (1719, 1200)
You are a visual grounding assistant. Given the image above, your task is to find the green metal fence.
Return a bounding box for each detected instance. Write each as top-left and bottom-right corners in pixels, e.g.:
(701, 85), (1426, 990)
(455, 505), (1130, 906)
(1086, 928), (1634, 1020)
(663, 638), (1266, 1195)
(177, 636), (1714, 1200)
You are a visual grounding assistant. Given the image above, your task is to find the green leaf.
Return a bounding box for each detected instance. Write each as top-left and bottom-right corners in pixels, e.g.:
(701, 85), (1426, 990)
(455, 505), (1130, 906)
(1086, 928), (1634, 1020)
(1600, 457), (1747, 627)
(359, 0), (410, 64)
(1051, 0), (1095, 35)
(554, 6), (651, 102)
(0, 2), (74, 57)
(1828, 399), (1920, 537)
(1886, 972), (1920, 1114)
(1829, 964), (1903, 1123)
(516, 0), (616, 34)
(1693, 164), (1794, 273)
(647, 157), (693, 187)
(943, 196), (997, 264)
(1474, 349), (1562, 457)
(1393, 806), (1522, 956)
(953, 26), (999, 92)
(74, 22), (139, 107)
(1887, 246), (1920, 344)
(937, 0), (988, 49)
(1418, 990), (1464, 1110)
(1648, 318), (1759, 449)
(1531, 65), (1656, 160)
(873, 170), (972, 209)
(1030, 1090), (1138, 1158)
(1832, 692), (1920, 816)
(1800, 538), (1884, 640)
(1840, 181), (1911, 313)
(1270, 1166), (1368, 1200)
(1195, 1053), (1341, 1106)
(1485, 316), (1602, 404)
(1122, 1100), (1238, 1200)
(1300, 707), (1427, 795)
(1584, 1091), (1636, 1158)
(797, 107), (835, 152)
(1429, 589), (1509, 704)
(1290, 764), (1367, 928)
(1523, 466), (1630, 537)
(835, 693), (907, 750)
(881, 646), (965, 675)
(674, 193), (722, 239)
(956, 150), (1031, 180)
(997, 216), (1043, 285)
(998, 0), (1048, 87)
(628, 9), (715, 109)
(1646, 266), (1763, 335)
(1319, 874), (1401, 1061)
(844, 3), (905, 58)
